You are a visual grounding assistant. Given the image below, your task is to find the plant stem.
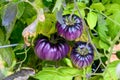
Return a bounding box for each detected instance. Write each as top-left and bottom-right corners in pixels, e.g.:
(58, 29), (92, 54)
(83, 68), (86, 80)
(16, 47), (30, 70)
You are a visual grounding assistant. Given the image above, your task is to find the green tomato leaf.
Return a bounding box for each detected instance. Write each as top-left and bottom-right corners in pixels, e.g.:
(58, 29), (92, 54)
(90, 3), (105, 11)
(105, 4), (120, 15)
(0, 28), (16, 68)
(103, 60), (120, 80)
(0, 44), (16, 67)
(97, 14), (111, 45)
(58, 67), (82, 76)
(20, 2), (37, 24)
(87, 12), (97, 29)
(34, 0), (44, 8)
(16, 1), (25, 19)
(99, 40), (109, 50)
(63, 2), (86, 18)
(36, 13), (56, 36)
(34, 67), (82, 80)
(106, 11), (120, 39)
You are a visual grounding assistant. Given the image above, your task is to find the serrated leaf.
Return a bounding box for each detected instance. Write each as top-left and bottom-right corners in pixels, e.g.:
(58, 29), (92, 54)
(87, 12), (97, 29)
(99, 40), (109, 50)
(103, 60), (119, 80)
(97, 14), (111, 44)
(34, 67), (82, 80)
(106, 11), (120, 39)
(16, 1), (25, 19)
(90, 3), (105, 11)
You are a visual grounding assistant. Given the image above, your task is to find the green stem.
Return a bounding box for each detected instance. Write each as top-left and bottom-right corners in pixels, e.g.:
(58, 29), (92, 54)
(16, 47), (30, 70)
(83, 68), (86, 80)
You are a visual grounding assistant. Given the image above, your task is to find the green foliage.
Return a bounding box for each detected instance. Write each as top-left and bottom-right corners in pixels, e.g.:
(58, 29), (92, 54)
(0, 28), (16, 67)
(103, 60), (120, 80)
(16, 1), (25, 19)
(106, 11), (120, 39)
(36, 13), (56, 37)
(87, 12), (97, 30)
(1, 0), (120, 80)
(63, 2), (86, 17)
(34, 67), (82, 80)
(20, 2), (37, 24)
(90, 3), (105, 11)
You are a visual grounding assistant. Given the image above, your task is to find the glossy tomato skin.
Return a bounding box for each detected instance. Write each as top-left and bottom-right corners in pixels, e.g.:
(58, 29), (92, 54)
(56, 14), (83, 41)
(34, 35), (70, 61)
(70, 41), (94, 68)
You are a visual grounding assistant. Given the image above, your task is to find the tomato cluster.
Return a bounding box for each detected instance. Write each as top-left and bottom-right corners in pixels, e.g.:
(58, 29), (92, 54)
(34, 14), (94, 68)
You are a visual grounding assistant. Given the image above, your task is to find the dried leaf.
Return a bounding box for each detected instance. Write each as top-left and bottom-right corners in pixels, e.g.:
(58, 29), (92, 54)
(22, 9), (45, 46)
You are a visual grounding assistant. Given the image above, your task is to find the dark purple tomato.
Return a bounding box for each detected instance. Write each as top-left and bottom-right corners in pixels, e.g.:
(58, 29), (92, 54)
(34, 35), (70, 61)
(56, 14), (83, 41)
(70, 41), (94, 68)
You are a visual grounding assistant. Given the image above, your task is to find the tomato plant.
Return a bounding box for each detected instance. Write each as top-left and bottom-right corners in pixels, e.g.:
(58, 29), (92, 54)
(0, 0), (120, 80)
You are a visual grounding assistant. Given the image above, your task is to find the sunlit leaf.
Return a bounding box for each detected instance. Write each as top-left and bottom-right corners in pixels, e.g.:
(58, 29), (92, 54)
(87, 12), (97, 29)
(99, 40), (109, 50)
(106, 11), (120, 39)
(105, 3), (120, 15)
(90, 3), (105, 11)
(34, 0), (44, 8)
(36, 13), (56, 36)
(63, 2), (86, 18)
(63, 58), (73, 67)
(103, 60), (120, 80)
(34, 67), (82, 80)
